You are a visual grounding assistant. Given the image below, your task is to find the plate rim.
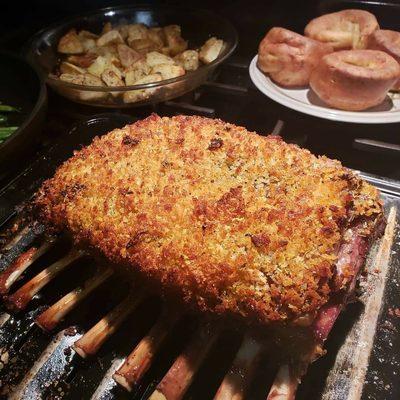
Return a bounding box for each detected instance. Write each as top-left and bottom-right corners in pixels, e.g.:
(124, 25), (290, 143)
(249, 55), (400, 124)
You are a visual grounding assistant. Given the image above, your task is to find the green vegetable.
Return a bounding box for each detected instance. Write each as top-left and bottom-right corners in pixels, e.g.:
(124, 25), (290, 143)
(0, 126), (18, 138)
(0, 104), (19, 112)
(0, 115), (7, 123)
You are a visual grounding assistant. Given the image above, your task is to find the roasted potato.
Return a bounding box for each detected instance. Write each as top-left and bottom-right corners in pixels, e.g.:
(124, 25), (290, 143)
(148, 27), (166, 48)
(117, 44), (142, 68)
(199, 37), (224, 64)
(146, 51), (175, 67)
(102, 22), (112, 34)
(101, 69), (125, 97)
(58, 29), (84, 54)
(128, 38), (161, 54)
(123, 73), (162, 103)
(127, 24), (148, 41)
(163, 25), (188, 56)
(125, 59), (152, 85)
(60, 62), (86, 75)
(174, 50), (199, 71)
(97, 30), (124, 47)
(59, 73), (107, 101)
(151, 64), (185, 80)
(67, 53), (97, 68)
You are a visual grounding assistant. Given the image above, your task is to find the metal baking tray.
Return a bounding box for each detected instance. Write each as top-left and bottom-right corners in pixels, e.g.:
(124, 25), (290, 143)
(0, 114), (399, 400)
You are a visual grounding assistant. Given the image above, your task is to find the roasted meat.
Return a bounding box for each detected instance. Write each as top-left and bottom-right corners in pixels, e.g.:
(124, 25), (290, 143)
(34, 115), (384, 325)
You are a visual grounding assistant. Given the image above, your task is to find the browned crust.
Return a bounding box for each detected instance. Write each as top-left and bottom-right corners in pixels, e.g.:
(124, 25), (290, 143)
(34, 115), (383, 324)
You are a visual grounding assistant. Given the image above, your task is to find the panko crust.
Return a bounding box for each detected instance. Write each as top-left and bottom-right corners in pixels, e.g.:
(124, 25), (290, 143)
(34, 115), (383, 324)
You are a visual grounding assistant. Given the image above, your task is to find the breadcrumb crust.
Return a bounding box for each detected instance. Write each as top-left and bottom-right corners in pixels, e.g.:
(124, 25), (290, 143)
(34, 115), (383, 324)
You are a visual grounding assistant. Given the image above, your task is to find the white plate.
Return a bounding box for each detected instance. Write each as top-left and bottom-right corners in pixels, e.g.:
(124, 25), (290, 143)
(249, 55), (400, 124)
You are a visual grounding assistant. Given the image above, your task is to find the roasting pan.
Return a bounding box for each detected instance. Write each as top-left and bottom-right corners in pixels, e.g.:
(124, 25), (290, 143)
(0, 114), (399, 400)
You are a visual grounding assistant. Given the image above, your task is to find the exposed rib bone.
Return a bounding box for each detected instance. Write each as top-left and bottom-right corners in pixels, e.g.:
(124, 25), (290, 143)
(1, 224), (32, 251)
(6, 249), (84, 312)
(73, 290), (144, 358)
(214, 332), (263, 400)
(266, 365), (298, 400)
(266, 222), (381, 400)
(113, 308), (181, 391)
(149, 322), (221, 400)
(0, 241), (54, 295)
(35, 267), (114, 331)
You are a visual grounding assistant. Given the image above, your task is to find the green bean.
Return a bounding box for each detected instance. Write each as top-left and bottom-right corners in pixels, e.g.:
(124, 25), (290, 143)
(0, 126), (18, 138)
(0, 105), (19, 112)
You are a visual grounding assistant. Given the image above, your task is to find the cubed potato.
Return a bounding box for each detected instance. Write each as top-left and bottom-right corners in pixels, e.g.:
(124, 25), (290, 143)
(101, 68), (124, 87)
(58, 29), (84, 54)
(60, 62), (86, 75)
(78, 30), (98, 52)
(81, 38), (96, 52)
(174, 50), (199, 71)
(59, 72), (103, 86)
(92, 44), (118, 58)
(102, 22), (112, 34)
(163, 25), (188, 56)
(59, 74), (107, 101)
(148, 27), (165, 48)
(123, 73), (162, 103)
(127, 24), (148, 41)
(117, 44), (142, 68)
(199, 37), (224, 64)
(83, 73), (105, 86)
(146, 51), (175, 67)
(97, 30), (124, 47)
(87, 56), (108, 77)
(117, 24), (130, 40)
(78, 30), (98, 40)
(150, 64), (185, 80)
(128, 38), (161, 54)
(88, 54), (123, 78)
(67, 53), (97, 68)
(125, 59), (151, 85)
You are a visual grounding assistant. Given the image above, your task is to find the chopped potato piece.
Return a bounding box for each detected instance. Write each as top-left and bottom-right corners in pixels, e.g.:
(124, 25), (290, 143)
(81, 38), (96, 52)
(92, 44), (117, 57)
(78, 30), (98, 52)
(163, 25), (188, 56)
(87, 56), (108, 77)
(101, 68), (125, 88)
(97, 30), (124, 47)
(59, 72), (103, 86)
(58, 29), (84, 54)
(117, 44), (142, 68)
(117, 24), (130, 41)
(146, 51), (175, 67)
(123, 73), (162, 103)
(78, 30), (98, 40)
(125, 59), (151, 85)
(148, 27), (165, 48)
(102, 22), (112, 34)
(151, 64), (185, 80)
(128, 38), (161, 53)
(174, 50), (199, 71)
(59, 73), (108, 100)
(127, 24), (148, 41)
(60, 62), (86, 75)
(199, 37), (224, 64)
(67, 53), (97, 68)
(88, 55), (123, 78)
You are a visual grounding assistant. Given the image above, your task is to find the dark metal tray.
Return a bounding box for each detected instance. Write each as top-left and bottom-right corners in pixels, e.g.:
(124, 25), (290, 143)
(0, 114), (399, 400)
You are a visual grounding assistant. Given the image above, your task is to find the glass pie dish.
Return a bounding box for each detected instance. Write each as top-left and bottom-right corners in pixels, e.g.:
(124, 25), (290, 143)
(26, 5), (238, 108)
